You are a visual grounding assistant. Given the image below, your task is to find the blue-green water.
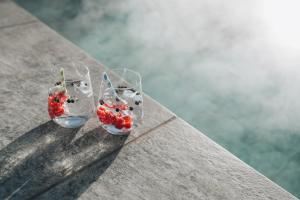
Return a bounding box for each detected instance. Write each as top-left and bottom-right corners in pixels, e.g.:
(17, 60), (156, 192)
(16, 0), (300, 197)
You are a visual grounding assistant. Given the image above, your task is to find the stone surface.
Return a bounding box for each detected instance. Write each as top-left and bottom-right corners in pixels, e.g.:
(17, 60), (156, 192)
(0, 1), (297, 200)
(0, 0), (37, 28)
(0, 5), (174, 199)
(35, 118), (297, 200)
(0, 21), (174, 149)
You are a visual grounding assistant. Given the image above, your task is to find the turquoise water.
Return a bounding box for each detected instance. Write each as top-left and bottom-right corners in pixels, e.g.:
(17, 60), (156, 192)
(16, 0), (300, 197)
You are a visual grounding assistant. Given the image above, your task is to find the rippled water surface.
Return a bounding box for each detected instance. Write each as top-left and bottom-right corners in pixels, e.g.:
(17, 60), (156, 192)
(16, 0), (300, 197)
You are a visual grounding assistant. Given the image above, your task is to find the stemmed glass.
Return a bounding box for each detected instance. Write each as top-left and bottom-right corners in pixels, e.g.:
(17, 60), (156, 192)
(96, 68), (143, 135)
(48, 62), (95, 128)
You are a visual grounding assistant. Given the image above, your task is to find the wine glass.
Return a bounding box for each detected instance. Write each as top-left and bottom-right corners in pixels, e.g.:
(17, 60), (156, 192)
(96, 68), (143, 135)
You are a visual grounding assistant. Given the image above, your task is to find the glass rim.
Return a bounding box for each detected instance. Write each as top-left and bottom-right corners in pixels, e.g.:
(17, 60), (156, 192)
(53, 61), (90, 77)
(107, 68), (142, 91)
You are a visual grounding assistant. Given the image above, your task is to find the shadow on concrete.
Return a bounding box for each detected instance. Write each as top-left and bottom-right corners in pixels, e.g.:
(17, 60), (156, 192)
(0, 120), (128, 200)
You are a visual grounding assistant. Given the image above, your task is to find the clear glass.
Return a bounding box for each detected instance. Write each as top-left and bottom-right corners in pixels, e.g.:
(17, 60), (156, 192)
(48, 62), (95, 128)
(97, 68), (143, 135)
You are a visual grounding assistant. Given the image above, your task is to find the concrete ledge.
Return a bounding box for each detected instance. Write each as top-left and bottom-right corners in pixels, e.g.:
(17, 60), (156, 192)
(0, 0), (37, 29)
(37, 118), (297, 200)
(0, 1), (298, 200)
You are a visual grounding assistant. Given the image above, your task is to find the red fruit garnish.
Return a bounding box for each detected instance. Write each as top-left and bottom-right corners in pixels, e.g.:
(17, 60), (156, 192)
(48, 110), (55, 119)
(111, 115), (117, 125)
(123, 116), (132, 123)
(49, 101), (60, 108)
(48, 96), (55, 104)
(115, 117), (124, 129)
(123, 116), (132, 129)
(98, 110), (112, 124)
(106, 111), (115, 124)
(103, 103), (128, 110)
(118, 104), (128, 110)
(59, 95), (68, 102)
(97, 108), (106, 117)
(48, 92), (67, 119)
(54, 107), (64, 116)
(98, 106), (105, 111)
(101, 117), (111, 124)
(124, 122), (132, 129)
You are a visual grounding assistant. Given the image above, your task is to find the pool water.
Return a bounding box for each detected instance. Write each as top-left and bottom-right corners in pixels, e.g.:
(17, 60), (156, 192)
(16, 0), (300, 197)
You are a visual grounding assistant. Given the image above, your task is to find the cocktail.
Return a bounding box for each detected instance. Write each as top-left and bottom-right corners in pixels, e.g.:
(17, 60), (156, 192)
(48, 62), (95, 128)
(96, 68), (143, 135)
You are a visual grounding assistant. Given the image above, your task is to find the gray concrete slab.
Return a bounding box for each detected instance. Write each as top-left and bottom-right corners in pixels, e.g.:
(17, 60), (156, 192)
(0, 21), (174, 148)
(0, 0), (37, 29)
(34, 118), (297, 200)
(0, 13), (174, 200)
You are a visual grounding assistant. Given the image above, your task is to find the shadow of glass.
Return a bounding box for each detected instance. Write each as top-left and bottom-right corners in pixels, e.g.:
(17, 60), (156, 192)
(34, 149), (121, 200)
(0, 121), (128, 200)
(0, 121), (79, 182)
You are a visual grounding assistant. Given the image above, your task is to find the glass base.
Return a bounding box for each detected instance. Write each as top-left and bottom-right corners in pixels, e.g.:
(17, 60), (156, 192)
(102, 124), (136, 135)
(53, 116), (89, 128)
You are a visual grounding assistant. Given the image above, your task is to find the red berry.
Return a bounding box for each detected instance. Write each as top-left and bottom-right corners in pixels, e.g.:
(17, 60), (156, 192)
(124, 122), (132, 129)
(119, 104), (128, 110)
(122, 116), (132, 129)
(98, 111), (112, 124)
(101, 118), (110, 124)
(48, 110), (55, 119)
(48, 106), (54, 112)
(106, 111), (115, 124)
(123, 116), (132, 123)
(97, 108), (106, 117)
(48, 101), (57, 108)
(111, 115), (117, 125)
(54, 106), (64, 116)
(48, 96), (55, 103)
(115, 117), (124, 129)
(98, 106), (105, 111)
(59, 95), (68, 102)
(48, 92), (66, 119)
